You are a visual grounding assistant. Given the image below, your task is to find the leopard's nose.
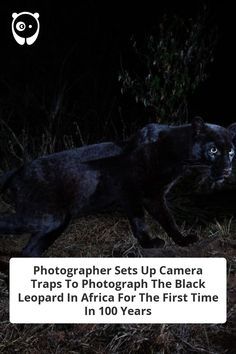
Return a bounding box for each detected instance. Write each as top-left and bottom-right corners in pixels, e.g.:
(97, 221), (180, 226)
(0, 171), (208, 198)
(223, 168), (232, 176)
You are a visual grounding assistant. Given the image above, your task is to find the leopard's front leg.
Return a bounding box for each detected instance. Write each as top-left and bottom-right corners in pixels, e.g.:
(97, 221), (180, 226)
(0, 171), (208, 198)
(121, 192), (165, 248)
(144, 190), (198, 247)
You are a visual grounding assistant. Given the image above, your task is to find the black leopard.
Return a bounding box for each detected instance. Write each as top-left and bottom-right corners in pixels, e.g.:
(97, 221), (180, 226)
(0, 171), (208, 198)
(0, 117), (235, 256)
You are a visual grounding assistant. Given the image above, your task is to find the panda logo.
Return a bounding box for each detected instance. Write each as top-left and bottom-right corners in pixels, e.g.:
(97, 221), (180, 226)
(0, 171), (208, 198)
(12, 12), (40, 45)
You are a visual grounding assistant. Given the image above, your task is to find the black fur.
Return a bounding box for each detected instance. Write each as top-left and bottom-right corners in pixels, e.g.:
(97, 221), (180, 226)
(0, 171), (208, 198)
(0, 118), (235, 256)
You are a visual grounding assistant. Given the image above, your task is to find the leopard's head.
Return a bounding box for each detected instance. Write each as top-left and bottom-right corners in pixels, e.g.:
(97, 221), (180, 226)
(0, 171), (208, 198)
(190, 117), (235, 186)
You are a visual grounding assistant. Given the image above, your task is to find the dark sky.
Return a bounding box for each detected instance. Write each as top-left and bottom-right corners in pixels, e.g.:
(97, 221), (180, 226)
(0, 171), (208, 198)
(0, 0), (235, 135)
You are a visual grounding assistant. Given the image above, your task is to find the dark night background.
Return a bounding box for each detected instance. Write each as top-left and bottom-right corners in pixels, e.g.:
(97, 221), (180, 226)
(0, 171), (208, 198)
(0, 0), (235, 147)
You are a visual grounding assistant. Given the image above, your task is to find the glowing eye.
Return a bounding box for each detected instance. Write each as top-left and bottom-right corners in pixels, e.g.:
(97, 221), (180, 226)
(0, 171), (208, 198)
(210, 146), (218, 154)
(16, 22), (26, 31)
(229, 148), (235, 156)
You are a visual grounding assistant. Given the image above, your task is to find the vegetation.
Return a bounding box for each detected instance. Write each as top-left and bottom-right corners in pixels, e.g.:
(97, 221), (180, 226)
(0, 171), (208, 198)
(119, 8), (217, 122)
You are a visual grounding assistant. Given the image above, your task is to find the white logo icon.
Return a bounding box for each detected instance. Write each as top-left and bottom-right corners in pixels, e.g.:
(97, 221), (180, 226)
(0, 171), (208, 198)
(12, 12), (40, 45)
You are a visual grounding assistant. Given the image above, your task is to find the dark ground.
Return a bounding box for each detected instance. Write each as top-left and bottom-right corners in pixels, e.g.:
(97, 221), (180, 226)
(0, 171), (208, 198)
(0, 190), (235, 353)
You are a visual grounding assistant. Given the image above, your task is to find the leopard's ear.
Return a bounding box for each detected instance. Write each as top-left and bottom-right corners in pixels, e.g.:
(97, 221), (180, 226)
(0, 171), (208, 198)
(191, 116), (205, 136)
(227, 123), (236, 144)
